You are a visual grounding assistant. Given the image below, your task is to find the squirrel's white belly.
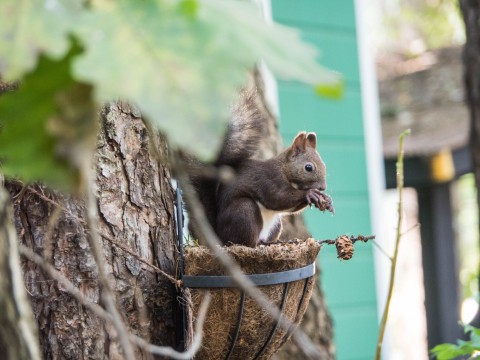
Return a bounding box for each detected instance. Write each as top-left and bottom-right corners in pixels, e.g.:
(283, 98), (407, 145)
(256, 202), (282, 242)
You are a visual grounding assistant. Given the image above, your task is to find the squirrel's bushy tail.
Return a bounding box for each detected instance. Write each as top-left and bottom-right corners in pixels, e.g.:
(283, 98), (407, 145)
(187, 86), (268, 242)
(215, 87), (266, 166)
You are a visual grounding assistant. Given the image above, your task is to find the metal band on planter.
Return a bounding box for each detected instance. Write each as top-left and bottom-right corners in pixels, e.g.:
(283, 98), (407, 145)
(182, 262), (315, 288)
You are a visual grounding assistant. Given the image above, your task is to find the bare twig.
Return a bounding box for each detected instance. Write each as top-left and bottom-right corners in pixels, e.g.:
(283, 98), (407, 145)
(172, 159), (324, 360)
(0, 188), (42, 360)
(19, 244), (110, 319)
(318, 234), (376, 245)
(16, 184), (86, 225)
(401, 222), (420, 237)
(84, 167), (136, 360)
(23, 186), (69, 213)
(19, 244), (211, 360)
(101, 233), (180, 286)
(12, 183), (28, 204)
(375, 129), (411, 360)
(371, 240), (393, 262)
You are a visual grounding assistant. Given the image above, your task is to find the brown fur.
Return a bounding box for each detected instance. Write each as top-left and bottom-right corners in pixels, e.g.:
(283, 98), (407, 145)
(216, 132), (328, 247)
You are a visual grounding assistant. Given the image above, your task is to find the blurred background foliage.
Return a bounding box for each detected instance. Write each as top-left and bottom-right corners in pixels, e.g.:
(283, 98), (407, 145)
(371, 0), (478, 357)
(371, 1), (479, 359)
(371, 0), (464, 56)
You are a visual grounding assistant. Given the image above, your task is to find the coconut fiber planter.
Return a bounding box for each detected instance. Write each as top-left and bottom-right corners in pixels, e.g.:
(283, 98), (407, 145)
(183, 239), (321, 360)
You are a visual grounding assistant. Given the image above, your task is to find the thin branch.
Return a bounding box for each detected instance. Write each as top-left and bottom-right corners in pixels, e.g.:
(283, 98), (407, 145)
(172, 158), (324, 360)
(12, 183), (28, 204)
(318, 234), (376, 245)
(371, 240), (393, 262)
(16, 184), (87, 225)
(23, 186), (71, 216)
(375, 128), (411, 360)
(19, 244), (110, 319)
(101, 233), (180, 286)
(0, 188), (42, 360)
(19, 244), (211, 360)
(401, 222), (420, 237)
(84, 167), (136, 360)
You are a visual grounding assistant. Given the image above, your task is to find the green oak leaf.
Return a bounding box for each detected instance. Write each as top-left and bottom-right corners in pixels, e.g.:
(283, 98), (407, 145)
(72, 0), (342, 159)
(201, 0), (341, 86)
(0, 0), (83, 81)
(0, 52), (94, 190)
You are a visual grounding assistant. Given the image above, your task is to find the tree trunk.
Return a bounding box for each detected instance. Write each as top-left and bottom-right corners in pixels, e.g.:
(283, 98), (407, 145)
(460, 0), (480, 328)
(5, 102), (178, 359)
(252, 72), (335, 359)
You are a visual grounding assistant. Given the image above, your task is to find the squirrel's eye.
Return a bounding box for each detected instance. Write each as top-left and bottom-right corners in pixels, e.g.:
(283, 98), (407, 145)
(305, 163), (314, 172)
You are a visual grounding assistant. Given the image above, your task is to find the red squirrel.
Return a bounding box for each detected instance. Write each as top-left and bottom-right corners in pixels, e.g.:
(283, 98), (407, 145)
(188, 90), (334, 247)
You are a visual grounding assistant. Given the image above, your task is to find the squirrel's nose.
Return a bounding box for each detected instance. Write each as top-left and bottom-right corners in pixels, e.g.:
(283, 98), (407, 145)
(318, 179), (327, 192)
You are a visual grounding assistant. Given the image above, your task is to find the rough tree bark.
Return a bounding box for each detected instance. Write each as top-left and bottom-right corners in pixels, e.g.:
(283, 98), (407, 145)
(251, 73), (335, 359)
(5, 102), (178, 359)
(460, 0), (480, 328)
(0, 186), (42, 360)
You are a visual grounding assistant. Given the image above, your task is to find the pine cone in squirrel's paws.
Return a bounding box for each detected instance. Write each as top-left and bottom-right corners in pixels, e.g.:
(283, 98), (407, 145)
(305, 190), (334, 213)
(317, 192), (335, 214)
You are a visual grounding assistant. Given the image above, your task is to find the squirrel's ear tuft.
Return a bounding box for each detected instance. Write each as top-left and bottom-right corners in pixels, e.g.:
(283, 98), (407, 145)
(306, 132), (317, 148)
(288, 131), (307, 158)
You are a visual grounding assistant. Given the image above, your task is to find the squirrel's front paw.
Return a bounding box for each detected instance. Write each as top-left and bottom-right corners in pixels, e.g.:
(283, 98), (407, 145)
(318, 192), (335, 214)
(306, 189), (335, 214)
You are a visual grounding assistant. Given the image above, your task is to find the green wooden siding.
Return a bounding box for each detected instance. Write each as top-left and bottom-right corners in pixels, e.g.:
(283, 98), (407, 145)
(272, 1), (378, 359)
